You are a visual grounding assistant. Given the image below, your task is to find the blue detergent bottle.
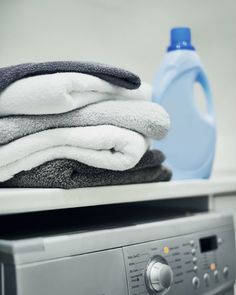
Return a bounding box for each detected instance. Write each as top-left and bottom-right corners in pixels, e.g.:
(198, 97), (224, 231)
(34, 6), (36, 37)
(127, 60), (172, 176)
(152, 27), (216, 180)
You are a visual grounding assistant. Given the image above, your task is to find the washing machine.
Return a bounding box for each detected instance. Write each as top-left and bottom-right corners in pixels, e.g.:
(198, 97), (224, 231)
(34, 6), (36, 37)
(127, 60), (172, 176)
(0, 205), (235, 295)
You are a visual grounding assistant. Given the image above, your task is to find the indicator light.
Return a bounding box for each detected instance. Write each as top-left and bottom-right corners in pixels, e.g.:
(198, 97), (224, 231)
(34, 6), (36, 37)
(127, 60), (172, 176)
(163, 246), (170, 254)
(210, 263), (216, 271)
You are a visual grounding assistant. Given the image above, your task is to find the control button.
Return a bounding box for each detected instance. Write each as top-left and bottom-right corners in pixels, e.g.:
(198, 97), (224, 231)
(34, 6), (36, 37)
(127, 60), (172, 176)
(193, 266), (198, 273)
(218, 238), (223, 245)
(214, 270), (219, 281)
(192, 257), (197, 264)
(145, 256), (174, 293)
(192, 276), (200, 289)
(203, 273), (210, 286)
(190, 240), (195, 246)
(223, 267), (229, 278)
(191, 248), (196, 255)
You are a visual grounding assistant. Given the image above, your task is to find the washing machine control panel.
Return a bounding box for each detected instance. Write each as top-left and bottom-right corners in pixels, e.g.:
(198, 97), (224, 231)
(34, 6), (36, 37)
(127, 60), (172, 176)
(123, 227), (235, 295)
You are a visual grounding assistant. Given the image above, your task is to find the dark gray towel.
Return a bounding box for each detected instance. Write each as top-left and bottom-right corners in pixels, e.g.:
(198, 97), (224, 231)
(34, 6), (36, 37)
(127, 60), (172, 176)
(0, 150), (172, 189)
(0, 61), (140, 92)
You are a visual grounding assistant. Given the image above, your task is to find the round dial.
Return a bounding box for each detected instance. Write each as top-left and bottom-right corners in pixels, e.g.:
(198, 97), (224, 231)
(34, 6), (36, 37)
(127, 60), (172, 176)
(145, 256), (173, 294)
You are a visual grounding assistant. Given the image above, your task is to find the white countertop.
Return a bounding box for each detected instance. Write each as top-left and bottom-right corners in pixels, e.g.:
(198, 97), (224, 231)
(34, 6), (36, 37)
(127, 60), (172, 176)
(0, 175), (236, 214)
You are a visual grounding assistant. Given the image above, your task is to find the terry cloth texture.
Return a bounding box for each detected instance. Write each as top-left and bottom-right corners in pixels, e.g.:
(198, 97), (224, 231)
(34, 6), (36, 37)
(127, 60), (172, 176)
(0, 126), (148, 182)
(0, 61), (140, 93)
(0, 100), (170, 145)
(0, 150), (172, 189)
(0, 73), (150, 116)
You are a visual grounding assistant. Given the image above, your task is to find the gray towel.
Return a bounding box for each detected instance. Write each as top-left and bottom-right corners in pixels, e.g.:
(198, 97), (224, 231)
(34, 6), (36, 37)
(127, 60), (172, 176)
(0, 61), (140, 92)
(0, 100), (170, 145)
(0, 150), (172, 189)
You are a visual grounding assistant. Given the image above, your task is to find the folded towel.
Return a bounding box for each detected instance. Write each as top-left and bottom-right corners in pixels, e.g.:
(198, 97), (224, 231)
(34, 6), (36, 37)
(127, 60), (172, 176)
(0, 150), (172, 189)
(0, 100), (170, 145)
(0, 61), (140, 93)
(0, 73), (150, 116)
(0, 126), (148, 182)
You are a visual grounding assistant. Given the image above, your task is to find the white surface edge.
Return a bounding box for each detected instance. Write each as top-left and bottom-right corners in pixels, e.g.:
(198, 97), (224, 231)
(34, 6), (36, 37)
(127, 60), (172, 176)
(0, 177), (236, 214)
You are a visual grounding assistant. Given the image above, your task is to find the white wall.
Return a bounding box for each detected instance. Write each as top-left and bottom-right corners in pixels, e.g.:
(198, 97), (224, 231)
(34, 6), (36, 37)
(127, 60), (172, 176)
(0, 0), (235, 174)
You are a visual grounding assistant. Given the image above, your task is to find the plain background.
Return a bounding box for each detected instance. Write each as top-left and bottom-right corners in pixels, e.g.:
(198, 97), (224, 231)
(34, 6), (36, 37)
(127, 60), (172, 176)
(0, 0), (235, 175)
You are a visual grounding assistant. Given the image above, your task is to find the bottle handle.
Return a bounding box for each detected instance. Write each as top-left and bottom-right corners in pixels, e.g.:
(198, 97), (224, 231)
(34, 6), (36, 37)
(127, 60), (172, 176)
(196, 70), (214, 118)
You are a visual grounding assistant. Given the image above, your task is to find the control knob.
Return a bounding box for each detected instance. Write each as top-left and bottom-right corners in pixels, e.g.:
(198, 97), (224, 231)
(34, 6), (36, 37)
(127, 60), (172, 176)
(145, 256), (174, 294)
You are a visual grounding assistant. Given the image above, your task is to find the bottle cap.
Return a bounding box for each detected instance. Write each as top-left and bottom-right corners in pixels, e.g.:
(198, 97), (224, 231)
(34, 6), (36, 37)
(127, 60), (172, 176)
(167, 27), (195, 52)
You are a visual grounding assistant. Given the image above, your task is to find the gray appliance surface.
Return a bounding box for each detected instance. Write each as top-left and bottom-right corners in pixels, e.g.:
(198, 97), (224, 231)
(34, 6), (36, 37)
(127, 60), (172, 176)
(0, 210), (235, 295)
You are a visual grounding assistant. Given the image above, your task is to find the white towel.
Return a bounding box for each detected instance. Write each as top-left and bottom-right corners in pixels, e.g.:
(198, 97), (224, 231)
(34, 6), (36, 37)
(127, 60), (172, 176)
(0, 126), (148, 182)
(0, 73), (151, 116)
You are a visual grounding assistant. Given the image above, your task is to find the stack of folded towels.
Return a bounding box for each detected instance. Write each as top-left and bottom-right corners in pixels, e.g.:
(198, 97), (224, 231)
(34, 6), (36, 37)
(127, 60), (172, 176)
(0, 61), (172, 189)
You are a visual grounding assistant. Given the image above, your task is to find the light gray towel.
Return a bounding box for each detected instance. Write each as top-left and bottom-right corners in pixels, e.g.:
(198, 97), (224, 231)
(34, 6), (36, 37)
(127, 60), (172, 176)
(0, 61), (140, 92)
(0, 150), (172, 189)
(0, 100), (170, 145)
